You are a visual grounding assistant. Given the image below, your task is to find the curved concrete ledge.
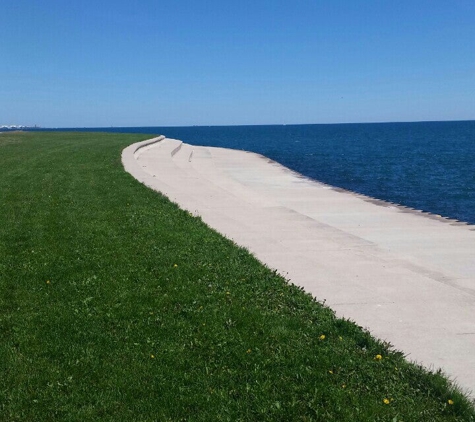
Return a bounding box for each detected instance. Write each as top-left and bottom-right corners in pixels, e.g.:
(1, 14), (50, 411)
(122, 137), (475, 396)
(131, 135), (165, 157)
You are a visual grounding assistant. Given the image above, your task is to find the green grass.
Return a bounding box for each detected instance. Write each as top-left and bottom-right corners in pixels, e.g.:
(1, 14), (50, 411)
(0, 131), (474, 421)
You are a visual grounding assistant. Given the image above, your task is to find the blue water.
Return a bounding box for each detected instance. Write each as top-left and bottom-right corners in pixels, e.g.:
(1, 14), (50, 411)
(24, 121), (475, 225)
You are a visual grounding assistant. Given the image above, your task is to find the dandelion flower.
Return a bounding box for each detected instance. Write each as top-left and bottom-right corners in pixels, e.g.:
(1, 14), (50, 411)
(328, 370), (333, 374)
(375, 354), (383, 361)
(319, 334), (325, 340)
(173, 264), (178, 268)
(448, 399), (454, 405)
(150, 354), (155, 359)
(383, 398), (390, 405)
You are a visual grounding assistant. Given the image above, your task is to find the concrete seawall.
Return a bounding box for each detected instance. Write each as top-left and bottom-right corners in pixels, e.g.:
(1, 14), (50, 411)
(122, 137), (475, 395)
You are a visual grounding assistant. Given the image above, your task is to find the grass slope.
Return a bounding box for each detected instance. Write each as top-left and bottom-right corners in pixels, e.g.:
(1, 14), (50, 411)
(0, 131), (474, 421)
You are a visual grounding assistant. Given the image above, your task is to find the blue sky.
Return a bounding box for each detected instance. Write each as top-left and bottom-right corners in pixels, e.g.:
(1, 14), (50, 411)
(1, 0), (474, 127)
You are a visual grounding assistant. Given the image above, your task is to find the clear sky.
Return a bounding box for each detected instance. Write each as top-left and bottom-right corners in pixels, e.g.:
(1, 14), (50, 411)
(2, 0), (474, 127)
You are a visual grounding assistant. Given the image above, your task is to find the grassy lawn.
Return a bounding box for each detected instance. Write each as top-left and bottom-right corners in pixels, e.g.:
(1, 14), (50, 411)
(1, 131), (474, 421)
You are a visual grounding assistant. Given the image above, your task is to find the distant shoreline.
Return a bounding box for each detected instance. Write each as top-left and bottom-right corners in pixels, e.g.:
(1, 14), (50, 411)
(3, 119), (475, 132)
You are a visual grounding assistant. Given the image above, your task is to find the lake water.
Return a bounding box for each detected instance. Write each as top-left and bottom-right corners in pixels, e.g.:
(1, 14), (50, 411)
(25, 121), (475, 224)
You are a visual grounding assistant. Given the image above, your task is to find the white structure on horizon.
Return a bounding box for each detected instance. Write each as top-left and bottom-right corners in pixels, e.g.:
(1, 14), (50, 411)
(0, 125), (30, 129)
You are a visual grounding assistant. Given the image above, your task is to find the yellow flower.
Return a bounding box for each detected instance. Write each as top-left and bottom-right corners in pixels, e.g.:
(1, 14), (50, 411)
(46, 280), (50, 284)
(150, 354), (155, 359)
(342, 384), (346, 389)
(246, 349), (251, 354)
(328, 370), (333, 374)
(383, 398), (390, 405)
(319, 334), (325, 340)
(173, 264), (178, 268)
(375, 354), (383, 360)
(448, 399), (454, 405)
(226, 291), (230, 295)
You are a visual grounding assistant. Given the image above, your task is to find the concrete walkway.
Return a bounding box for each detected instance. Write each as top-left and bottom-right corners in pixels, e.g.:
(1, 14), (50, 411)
(122, 137), (475, 395)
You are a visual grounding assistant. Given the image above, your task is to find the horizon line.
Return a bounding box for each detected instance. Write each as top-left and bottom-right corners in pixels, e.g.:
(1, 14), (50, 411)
(16, 118), (475, 130)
